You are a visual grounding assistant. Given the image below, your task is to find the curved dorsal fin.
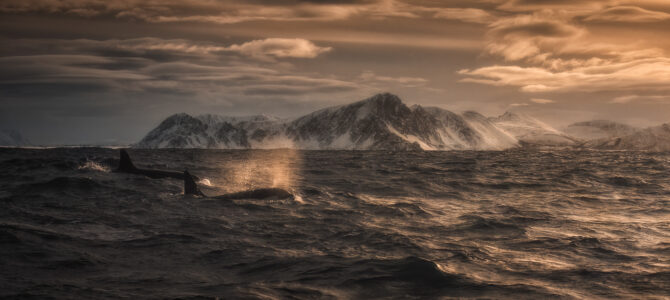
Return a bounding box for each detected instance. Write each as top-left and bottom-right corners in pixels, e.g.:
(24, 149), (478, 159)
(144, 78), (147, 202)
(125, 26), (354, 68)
(184, 170), (205, 196)
(117, 149), (137, 171)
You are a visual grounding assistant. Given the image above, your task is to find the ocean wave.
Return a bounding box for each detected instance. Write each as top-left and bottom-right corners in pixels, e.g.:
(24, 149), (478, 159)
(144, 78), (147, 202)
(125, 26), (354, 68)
(0, 148), (668, 299)
(26, 176), (101, 192)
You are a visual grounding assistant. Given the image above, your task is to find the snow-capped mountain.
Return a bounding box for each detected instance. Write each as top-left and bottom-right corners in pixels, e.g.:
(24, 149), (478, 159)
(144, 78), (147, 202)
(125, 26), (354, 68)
(0, 129), (30, 146)
(136, 93), (519, 150)
(489, 112), (577, 146)
(564, 120), (639, 140)
(585, 123), (670, 151)
(283, 94), (517, 150)
(135, 93), (670, 151)
(135, 113), (285, 149)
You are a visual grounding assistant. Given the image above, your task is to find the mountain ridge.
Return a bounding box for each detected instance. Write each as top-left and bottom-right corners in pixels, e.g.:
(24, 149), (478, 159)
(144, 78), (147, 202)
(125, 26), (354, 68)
(136, 93), (518, 150)
(564, 120), (639, 140)
(0, 129), (31, 147)
(135, 93), (670, 151)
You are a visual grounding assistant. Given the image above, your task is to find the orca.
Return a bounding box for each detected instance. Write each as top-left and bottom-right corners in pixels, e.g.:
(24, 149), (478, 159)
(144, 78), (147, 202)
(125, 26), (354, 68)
(115, 149), (196, 180)
(184, 170), (293, 200)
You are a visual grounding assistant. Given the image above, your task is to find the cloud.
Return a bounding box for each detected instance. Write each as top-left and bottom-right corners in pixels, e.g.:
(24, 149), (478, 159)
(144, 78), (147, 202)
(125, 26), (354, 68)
(506, 98), (554, 107)
(0, 0), (510, 28)
(531, 98), (554, 104)
(459, 57), (670, 93)
(461, 1), (670, 97)
(358, 71), (428, 87)
(0, 55), (151, 83)
(0, 0), (371, 22)
(227, 38), (332, 60)
(0, 0), (481, 24)
(0, 37), (360, 104)
(480, 2), (670, 68)
(125, 4), (366, 24)
(485, 12), (584, 61)
(491, 17), (580, 38)
(433, 8), (494, 24)
(611, 94), (669, 103)
(584, 6), (670, 23)
(498, 0), (611, 12)
(113, 38), (230, 55)
(4, 37), (332, 62)
(139, 62), (361, 98)
(107, 37), (333, 60)
(0, 36), (443, 114)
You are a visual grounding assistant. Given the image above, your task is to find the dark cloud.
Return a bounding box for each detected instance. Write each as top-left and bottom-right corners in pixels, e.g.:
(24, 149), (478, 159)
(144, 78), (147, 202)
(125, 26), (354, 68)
(0, 0), (500, 25)
(0, 0), (390, 24)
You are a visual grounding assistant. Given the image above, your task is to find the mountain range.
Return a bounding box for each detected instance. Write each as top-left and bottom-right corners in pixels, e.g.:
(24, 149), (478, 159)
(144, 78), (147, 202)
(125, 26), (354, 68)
(136, 93), (670, 151)
(0, 129), (31, 147)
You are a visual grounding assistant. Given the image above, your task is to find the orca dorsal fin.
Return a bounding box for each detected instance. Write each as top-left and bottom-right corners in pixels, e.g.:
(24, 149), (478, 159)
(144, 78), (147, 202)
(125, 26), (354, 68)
(117, 149), (137, 171)
(184, 170), (205, 196)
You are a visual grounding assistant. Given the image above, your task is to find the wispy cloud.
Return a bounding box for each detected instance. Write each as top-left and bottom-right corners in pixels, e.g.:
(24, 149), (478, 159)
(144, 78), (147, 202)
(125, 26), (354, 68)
(433, 8), (495, 24)
(9, 37), (332, 61)
(0, 37), (358, 104)
(459, 57), (670, 92)
(498, 0), (612, 12)
(358, 71), (428, 87)
(485, 12), (585, 61)
(227, 38), (332, 60)
(454, 0), (670, 95)
(583, 6), (670, 23)
(531, 98), (554, 104)
(0, 0), (495, 24)
(611, 94), (669, 103)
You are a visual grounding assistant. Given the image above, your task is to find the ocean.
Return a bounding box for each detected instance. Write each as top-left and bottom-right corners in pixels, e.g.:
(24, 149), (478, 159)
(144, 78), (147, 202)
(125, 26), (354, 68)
(1, 148), (669, 299)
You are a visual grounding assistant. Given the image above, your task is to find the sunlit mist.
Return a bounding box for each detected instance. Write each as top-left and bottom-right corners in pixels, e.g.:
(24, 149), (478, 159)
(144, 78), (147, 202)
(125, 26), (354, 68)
(218, 149), (301, 193)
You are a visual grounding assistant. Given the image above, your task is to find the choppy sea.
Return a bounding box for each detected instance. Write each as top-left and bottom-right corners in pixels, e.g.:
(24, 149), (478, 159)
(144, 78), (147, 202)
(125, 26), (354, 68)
(1, 148), (669, 299)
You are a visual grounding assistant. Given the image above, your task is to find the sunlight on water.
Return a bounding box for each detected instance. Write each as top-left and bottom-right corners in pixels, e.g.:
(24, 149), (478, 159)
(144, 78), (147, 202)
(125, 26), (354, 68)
(78, 160), (109, 172)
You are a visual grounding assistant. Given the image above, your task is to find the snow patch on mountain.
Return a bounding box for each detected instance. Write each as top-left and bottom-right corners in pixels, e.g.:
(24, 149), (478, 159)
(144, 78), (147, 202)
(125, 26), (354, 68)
(490, 112), (577, 146)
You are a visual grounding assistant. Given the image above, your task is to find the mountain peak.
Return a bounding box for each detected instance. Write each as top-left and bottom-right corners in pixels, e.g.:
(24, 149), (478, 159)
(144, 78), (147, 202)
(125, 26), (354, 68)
(154, 113), (205, 132)
(361, 93), (413, 122)
(167, 112), (192, 119)
(363, 93), (403, 106)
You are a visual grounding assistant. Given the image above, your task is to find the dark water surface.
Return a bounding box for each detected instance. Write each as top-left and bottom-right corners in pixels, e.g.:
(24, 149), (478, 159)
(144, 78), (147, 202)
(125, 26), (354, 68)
(1, 148), (669, 299)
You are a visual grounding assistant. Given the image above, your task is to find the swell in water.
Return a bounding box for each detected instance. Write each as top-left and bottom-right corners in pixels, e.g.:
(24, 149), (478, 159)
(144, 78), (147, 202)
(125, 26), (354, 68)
(0, 148), (669, 299)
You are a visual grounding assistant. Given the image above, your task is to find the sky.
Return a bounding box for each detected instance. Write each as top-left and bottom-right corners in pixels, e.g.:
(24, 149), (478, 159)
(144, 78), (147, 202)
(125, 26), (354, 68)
(1, 0), (669, 145)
